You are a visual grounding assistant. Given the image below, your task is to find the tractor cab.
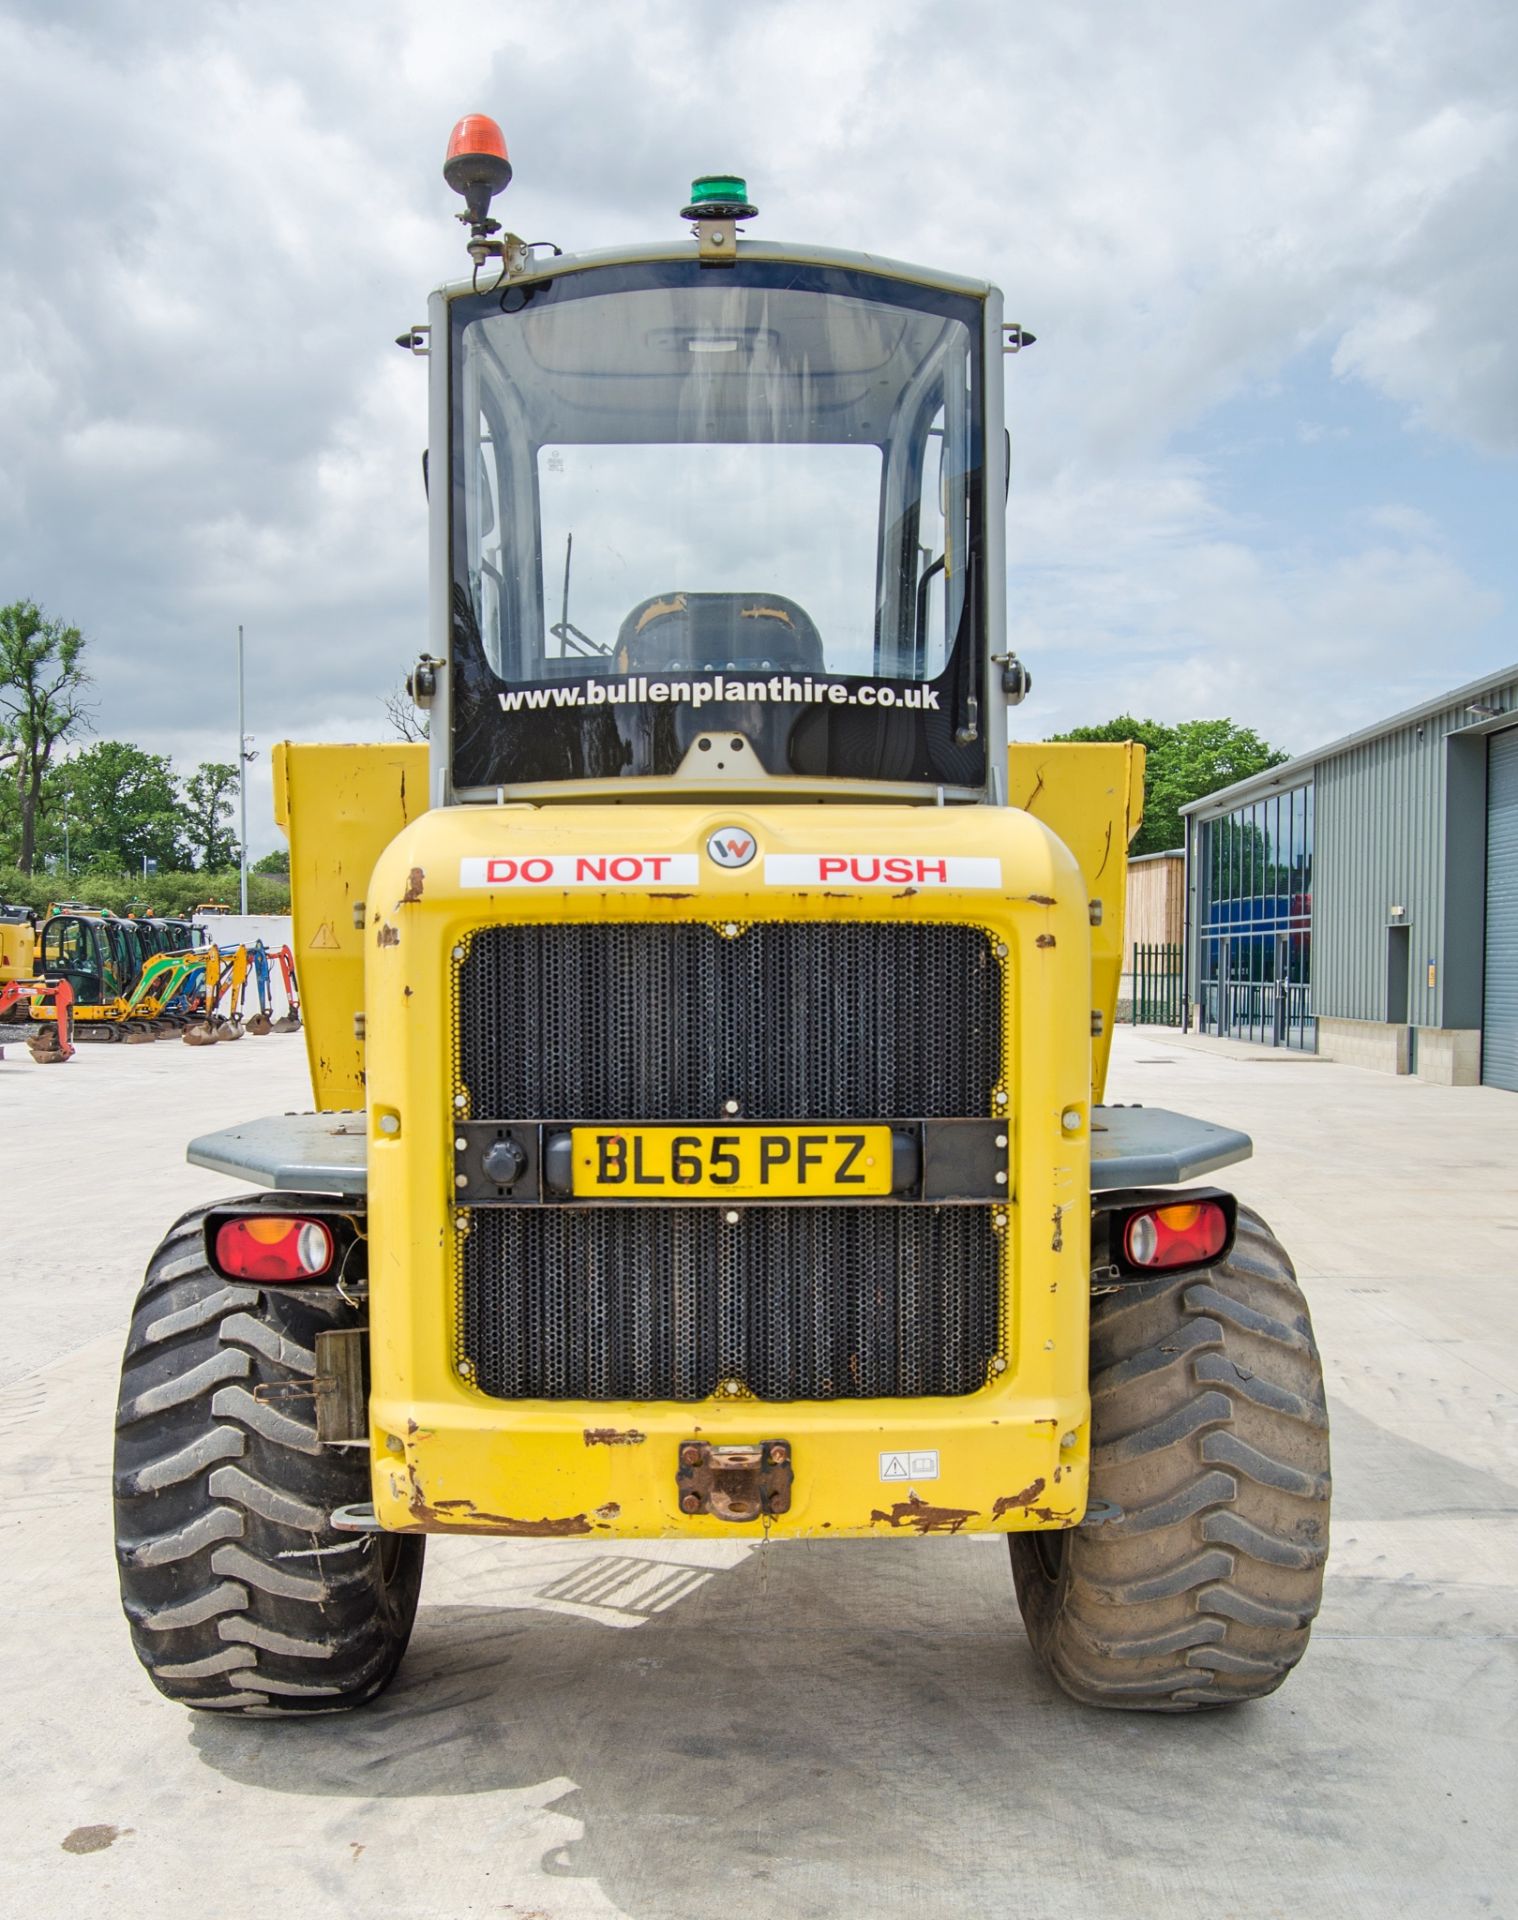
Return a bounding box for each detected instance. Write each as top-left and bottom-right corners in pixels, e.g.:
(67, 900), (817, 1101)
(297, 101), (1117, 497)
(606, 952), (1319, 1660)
(137, 916), (202, 956)
(38, 911), (140, 1005)
(427, 174), (1022, 804)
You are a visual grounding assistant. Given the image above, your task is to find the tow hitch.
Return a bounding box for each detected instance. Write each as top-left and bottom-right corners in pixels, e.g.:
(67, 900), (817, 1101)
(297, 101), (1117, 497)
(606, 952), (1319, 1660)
(676, 1440), (793, 1522)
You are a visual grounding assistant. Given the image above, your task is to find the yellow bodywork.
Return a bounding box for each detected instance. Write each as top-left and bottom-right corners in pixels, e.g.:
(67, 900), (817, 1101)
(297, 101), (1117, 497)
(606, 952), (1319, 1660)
(274, 739), (1149, 1543)
(273, 741), (429, 1108)
(0, 917), (37, 986)
(1008, 741), (1144, 1103)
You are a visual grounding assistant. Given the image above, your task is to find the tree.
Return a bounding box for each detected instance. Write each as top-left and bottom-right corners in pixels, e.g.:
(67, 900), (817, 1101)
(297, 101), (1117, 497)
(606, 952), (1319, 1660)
(55, 739), (185, 873)
(384, 677), (429, 742)
(0, 601), (91, 872)
(182, 760), (241, 870)
(1053, 715), (1289, 857)
(252, 846), (290, 875)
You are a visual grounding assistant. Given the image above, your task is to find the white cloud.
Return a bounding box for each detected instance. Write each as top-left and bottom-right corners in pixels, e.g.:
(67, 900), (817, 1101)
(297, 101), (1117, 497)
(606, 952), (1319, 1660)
(0, 0), (1513, 817)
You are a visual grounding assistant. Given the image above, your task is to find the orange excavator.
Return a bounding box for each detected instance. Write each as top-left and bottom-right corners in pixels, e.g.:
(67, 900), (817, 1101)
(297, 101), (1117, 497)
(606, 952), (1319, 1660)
(0, 976), (75, 1063)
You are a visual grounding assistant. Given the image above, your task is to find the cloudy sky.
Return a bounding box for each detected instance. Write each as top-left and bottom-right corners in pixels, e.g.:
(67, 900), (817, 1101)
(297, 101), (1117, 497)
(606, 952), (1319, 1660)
(2, 0), (1515, 852)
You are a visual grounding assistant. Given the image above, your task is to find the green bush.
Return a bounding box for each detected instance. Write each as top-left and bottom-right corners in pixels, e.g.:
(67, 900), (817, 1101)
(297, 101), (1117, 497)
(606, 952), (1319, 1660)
(0, 866), (290, 917)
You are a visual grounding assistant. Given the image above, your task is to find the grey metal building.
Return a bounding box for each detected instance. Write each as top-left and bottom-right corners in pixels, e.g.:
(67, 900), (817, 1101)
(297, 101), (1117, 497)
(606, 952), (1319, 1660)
(1180, 663), (1518, 1088)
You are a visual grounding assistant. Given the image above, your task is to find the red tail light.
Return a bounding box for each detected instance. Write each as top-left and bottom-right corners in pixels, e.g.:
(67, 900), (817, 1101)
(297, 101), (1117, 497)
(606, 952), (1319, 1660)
(1123, 1201), (1228, 1271)
(214, 1215), (334, 1281)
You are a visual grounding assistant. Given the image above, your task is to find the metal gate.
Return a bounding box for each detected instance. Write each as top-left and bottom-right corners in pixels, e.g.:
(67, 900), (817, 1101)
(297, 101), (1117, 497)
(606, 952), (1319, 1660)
(1131, 943), (1183, 1026)
(1483, 727), (1518, 1091)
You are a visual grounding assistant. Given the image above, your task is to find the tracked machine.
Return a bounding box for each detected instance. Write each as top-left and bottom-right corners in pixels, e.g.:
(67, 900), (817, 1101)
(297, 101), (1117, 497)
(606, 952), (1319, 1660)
(113, 121), (1330, 1716)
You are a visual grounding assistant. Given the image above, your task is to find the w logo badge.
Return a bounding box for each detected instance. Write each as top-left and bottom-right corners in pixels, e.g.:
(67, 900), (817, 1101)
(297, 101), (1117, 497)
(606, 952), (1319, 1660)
(706, 827), (757, 869)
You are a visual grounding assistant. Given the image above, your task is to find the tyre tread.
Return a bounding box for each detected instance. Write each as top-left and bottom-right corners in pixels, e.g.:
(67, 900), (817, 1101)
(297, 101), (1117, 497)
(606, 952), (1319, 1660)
(1011, 1204), (1330, 1711)
(114, 1203), (423, 1717)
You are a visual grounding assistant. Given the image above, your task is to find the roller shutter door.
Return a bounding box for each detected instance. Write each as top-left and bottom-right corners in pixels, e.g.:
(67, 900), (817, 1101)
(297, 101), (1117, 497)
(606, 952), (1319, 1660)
(1483, 727), (1518, 1090)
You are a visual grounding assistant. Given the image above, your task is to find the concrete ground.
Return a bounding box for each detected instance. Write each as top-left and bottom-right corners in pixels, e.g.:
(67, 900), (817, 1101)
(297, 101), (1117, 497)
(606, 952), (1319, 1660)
(3, 1022), (1515, 1919)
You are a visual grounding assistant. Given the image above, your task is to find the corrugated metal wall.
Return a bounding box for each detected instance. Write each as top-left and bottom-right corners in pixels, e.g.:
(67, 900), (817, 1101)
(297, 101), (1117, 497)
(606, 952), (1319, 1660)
(1315, 676), (1518, 1028)
(1483, 727), (1518, 1088)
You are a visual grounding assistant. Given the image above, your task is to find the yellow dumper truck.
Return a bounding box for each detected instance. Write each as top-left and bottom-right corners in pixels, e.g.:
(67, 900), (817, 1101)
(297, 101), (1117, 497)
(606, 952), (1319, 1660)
(113, 123), (1329, 1716)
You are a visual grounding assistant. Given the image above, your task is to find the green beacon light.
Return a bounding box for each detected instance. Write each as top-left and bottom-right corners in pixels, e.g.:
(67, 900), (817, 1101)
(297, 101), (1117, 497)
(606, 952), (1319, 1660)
(681, 174), (758, 222)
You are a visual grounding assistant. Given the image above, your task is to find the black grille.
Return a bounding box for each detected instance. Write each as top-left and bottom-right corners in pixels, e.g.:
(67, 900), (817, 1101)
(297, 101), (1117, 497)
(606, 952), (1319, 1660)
(462, 1207), (1000, 1401)
(458, 921), (1001, 1120)
(456, 922), (1004, 1402)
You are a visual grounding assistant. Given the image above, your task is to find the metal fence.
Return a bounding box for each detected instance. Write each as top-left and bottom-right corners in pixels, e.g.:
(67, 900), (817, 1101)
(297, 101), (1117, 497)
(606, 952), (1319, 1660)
(1132, 942), (1184, 1026)
(1199, 975), (1315, 1051)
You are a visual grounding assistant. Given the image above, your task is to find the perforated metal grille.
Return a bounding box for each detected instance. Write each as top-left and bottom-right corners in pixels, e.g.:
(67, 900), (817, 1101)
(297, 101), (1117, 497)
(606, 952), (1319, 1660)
(455, 921), (1004, 1402)
(462, 1207), (1000, 1401)
(457, 922), (1001, 1121)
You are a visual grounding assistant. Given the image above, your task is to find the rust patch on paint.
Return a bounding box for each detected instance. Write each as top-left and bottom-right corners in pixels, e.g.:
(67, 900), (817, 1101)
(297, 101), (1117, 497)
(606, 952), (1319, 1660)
(1035, 932), (1056, 948)
(992, 1478), (1047, 1519)
(376, 923), (399, 947)
(398, 1462), (592, 1536)
(583, 1427), (647, 1446)
(408, 1494), (592, 1537)
(1051, 1204), (1065, 1253)
(400, 866), (425, 904)
(869, 1493), (978, 1535)
(1026, 893), (1056, 907)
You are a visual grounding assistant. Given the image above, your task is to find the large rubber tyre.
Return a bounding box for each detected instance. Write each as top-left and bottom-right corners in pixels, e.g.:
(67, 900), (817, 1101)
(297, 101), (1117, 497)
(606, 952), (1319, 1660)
(1011, 1204), (1330, 1710)
(113, 1202), (424, 1715)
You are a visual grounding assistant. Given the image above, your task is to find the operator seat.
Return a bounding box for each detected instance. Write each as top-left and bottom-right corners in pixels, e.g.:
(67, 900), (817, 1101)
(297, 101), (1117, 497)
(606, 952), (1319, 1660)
(615, 591), (825, 674)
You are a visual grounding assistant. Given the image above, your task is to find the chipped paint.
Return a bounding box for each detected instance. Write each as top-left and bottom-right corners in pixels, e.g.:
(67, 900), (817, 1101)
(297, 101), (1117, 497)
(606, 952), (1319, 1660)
(1051, 1204), (1065, 1253)
(992, 1480), (1072, 1525)
(869, 1493), (978, 1535)
(1035, 932), (1056, 948)
(583, 1427), (647, 1447)
(400, 866), (426, 904)
(1026, 893), (1056, 907)
(402, 1477), (595, 1536)
(376, 923), (400, 947)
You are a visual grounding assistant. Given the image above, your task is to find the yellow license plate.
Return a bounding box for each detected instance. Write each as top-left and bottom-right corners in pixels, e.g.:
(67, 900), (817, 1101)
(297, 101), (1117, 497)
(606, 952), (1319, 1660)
(570, 1125), (896, 1198)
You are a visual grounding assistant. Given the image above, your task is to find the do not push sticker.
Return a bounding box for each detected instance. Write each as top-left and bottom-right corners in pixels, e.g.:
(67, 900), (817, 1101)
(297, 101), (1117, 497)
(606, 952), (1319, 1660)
(460, 854), (699, 888)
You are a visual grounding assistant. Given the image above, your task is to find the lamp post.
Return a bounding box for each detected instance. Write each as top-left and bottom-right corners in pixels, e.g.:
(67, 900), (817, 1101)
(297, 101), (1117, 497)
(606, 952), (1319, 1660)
(237, 624), (250, 916)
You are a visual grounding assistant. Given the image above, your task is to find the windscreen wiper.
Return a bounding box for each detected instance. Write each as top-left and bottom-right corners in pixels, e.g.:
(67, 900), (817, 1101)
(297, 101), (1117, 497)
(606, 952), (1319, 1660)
(549, 532), (611, 657)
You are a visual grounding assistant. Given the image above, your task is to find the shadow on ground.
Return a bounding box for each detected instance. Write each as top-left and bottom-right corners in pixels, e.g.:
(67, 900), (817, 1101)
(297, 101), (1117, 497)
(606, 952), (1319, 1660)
(190, 1527), (1372, 1920)
(184, 1399), (1518, 1919)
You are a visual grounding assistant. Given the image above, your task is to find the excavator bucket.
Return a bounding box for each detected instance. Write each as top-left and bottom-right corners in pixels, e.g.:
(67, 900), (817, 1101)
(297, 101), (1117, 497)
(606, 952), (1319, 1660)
(23, 979), (74, 1063)
(245, 941), (274, 1033)
(269, 943), (302, 1033)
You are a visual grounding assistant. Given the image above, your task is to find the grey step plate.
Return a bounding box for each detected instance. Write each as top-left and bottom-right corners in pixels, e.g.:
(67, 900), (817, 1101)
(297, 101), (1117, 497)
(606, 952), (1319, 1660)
(187, 1113), (367, 1194)
(1091, 1106), (1251, 1189)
